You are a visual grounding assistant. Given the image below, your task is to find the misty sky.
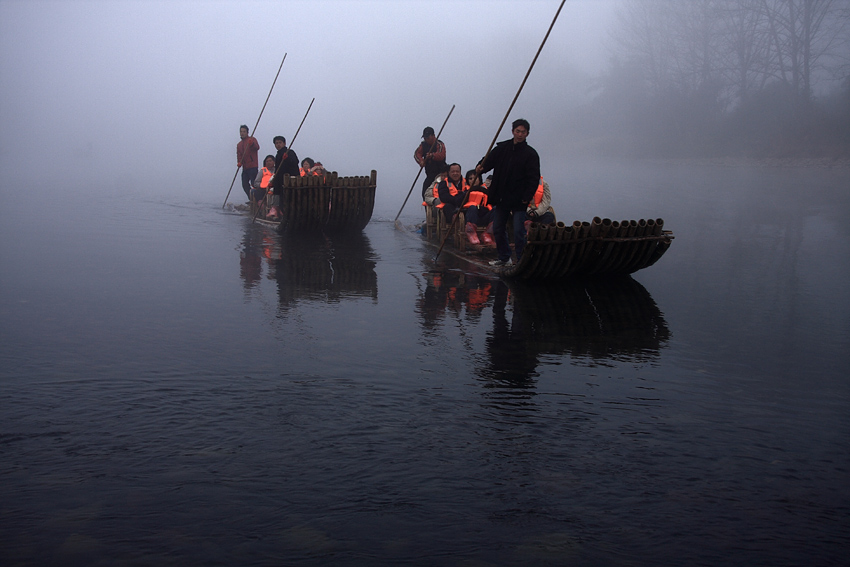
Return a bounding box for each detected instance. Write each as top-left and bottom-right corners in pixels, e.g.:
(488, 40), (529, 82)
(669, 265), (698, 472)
(0, 0), (616, 207)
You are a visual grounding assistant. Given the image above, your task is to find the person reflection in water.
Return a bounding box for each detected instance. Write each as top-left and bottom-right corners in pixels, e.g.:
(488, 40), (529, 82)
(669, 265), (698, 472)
(481, 281), (539, 384)
(417, 272), (492, 332)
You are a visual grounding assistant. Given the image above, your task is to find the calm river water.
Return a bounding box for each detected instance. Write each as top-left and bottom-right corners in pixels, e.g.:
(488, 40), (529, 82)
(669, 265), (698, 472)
(1, 160), (848, 566)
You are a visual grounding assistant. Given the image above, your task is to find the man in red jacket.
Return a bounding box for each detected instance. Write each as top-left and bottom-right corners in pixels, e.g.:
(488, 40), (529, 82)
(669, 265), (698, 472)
(236, 124), (260, 200)
(414, 126), (447, 201)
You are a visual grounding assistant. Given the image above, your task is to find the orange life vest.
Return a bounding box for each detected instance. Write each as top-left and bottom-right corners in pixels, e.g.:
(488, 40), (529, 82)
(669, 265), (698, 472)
(464, 184), (490, 209)
(435, 177), (469, 209)
(422, 176), (444, 207)
(533, 177), (545, 207)
(260, 167), (274, 189)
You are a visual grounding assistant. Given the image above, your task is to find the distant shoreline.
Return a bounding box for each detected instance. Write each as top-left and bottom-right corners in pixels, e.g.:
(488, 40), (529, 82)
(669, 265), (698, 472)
(564, 139), (850, 169)
(644, 156), (850, 169)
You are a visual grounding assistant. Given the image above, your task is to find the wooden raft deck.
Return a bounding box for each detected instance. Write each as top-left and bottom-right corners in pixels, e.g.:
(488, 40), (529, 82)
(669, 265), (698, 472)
(424, 207), (673, 280)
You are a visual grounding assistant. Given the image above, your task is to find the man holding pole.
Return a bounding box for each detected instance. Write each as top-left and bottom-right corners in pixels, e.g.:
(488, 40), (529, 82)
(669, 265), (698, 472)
(475, 118), (540, 267)
(268, 135), (300, 220)
(414, 127), (447, 201)
(237, 125), (260, 200)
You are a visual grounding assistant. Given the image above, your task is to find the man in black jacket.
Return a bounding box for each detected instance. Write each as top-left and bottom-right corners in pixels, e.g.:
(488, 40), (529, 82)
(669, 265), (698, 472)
(476, 118), (540, 266)
(268, 135), (300, 220)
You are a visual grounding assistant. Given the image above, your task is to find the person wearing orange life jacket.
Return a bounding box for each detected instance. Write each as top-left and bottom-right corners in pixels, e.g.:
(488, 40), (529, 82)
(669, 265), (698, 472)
(299, 157), (313, 176)
(423, 165), (449, 207)
(462, 170), (495, 246)
(300, 157), (325, 177)
(250, 155), (276, 204)
(525, 177), (556, 231)
(437, 163), (469, 224)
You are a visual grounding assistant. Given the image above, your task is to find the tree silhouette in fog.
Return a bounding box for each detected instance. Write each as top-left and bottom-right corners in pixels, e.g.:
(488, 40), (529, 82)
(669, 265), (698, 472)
(575, 0), (850, 158)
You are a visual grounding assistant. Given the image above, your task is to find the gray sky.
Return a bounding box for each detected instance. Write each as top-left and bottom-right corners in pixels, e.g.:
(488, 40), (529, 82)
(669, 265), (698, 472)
(0, 0), (616, 208)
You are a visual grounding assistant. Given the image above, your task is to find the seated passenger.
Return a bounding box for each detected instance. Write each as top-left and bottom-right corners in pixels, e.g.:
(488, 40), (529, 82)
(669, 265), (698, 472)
(299, 158), (325, 177)
(526, 176), (556, 229)
(300, 158), (316, 176)
(436, 163), (469, 224)
(251, 155), (276, 204)
(423, 165), (449, 208)
(462, 170), (495, 246)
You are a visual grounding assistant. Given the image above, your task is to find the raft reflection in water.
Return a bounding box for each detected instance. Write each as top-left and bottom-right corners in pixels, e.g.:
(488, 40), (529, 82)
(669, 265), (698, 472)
(239, 226), (378, 313)
(271, 232), (378, 312)
(419, 272), (671, 380)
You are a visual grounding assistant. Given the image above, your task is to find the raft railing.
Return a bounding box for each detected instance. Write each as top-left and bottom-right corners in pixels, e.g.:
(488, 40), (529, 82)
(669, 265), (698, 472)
(422, 205), (674, 279)
(275, 170), (377, 232)
(503, 216), (673, 279)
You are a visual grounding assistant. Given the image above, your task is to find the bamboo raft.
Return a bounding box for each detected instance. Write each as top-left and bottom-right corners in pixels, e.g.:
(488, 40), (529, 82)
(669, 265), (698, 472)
(425, 208), (674, 280)
(256, 170), (377, 232)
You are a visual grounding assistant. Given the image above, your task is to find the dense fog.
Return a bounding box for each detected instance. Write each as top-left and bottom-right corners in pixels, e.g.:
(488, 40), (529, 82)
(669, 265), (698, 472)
(0, 0), (615, 205)
(2, 0), (847, 209)
(582, 0), (850, 159)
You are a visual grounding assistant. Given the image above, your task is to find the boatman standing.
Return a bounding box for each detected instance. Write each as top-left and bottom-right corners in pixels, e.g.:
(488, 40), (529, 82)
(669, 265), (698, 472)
(237, 125), (260, 200)
(268, 135), (300, 221)
(414, 126), (447, 201)
(475, 118), (540, 267)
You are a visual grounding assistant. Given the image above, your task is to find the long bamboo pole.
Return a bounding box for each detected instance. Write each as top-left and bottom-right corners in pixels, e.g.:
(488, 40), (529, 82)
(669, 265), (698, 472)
(252, 98), (315, 224)
(223, 54), (287, 209)
(284, 97), (314, 154)
(435, 0), (567, 263)
(393, 104), (455, 229)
